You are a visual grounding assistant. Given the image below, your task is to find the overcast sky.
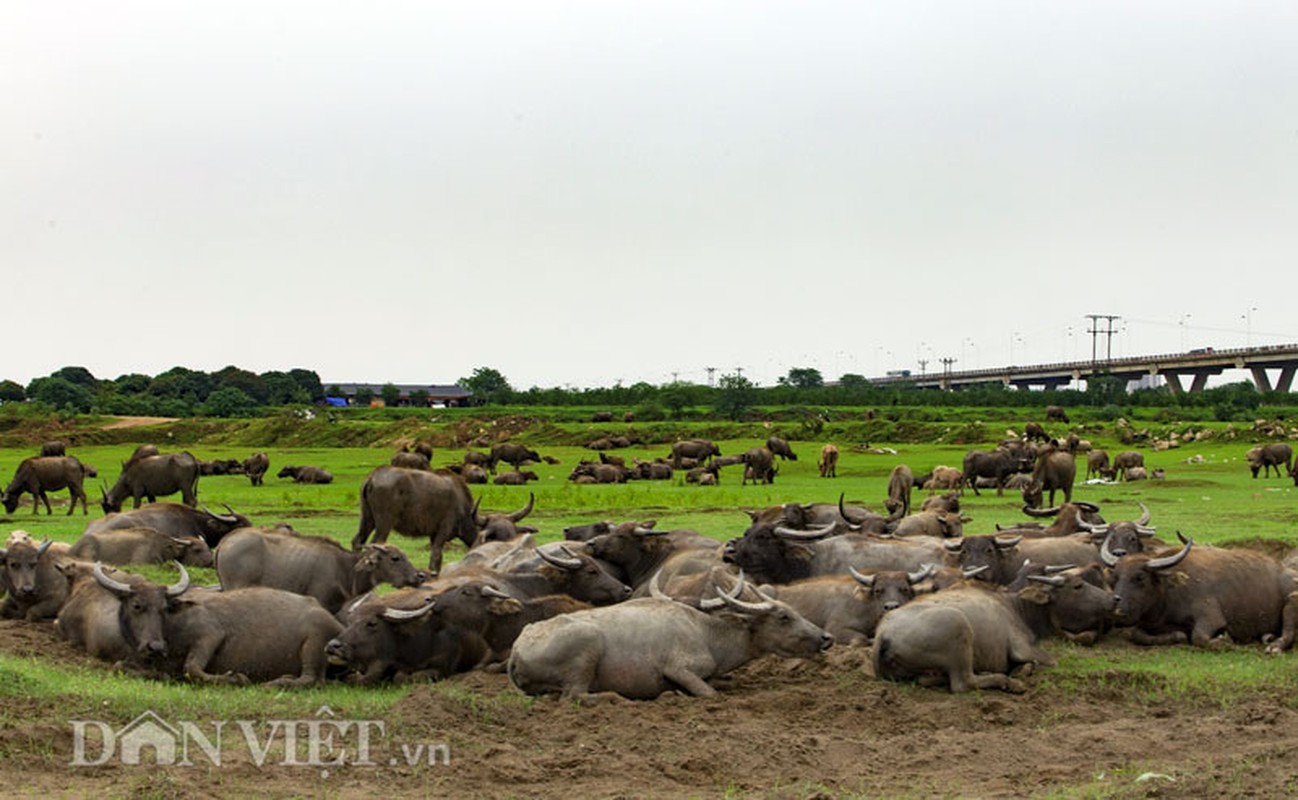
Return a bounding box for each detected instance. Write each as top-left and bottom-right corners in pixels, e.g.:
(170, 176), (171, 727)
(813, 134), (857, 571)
(5, 2), (1296, 390)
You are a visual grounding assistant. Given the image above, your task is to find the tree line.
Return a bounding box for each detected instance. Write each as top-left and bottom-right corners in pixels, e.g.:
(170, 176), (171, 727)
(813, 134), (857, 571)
(1, 364), (1275, 421)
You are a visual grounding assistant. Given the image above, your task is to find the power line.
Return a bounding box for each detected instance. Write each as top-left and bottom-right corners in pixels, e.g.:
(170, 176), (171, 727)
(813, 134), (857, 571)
(1085, 314), (1120, 364)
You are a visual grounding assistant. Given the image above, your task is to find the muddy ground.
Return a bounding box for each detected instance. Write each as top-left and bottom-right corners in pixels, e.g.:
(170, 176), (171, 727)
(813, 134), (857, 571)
(2, 617), (1297, 799)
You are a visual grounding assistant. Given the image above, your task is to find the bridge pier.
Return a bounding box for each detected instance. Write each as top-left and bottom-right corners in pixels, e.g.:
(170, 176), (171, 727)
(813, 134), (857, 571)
(1163, 373), (1186, 395)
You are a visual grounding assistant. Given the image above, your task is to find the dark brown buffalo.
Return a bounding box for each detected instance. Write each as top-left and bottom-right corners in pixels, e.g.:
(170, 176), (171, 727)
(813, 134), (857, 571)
(473, 492), (538, 544)
(942, 533), (1100, 585)
(216, 529), (424, 613)
(1022, 447), (1077, 508)
(1023, 422), (1051, 443)
(961, 449), (1027, 496)
(463, 451), (492, 467)
(1111, 451), (1144, 481)
(723, 523), (946, 585)
(568, 462), (630, 484)
(669, 439), (721, 469)
(2, 456), (92, 515)
(763, 565), (934, 645)
(277, 465), (334, 484)
(1045, 405), (1069, 423)
(353, 465), (478, 576)
(818, 444), (839, 478)
(993, 500), (1105, 539)
(741, 447), (776, 485)
(597, 452), (626, 468)
(581, 525), (717, 589)
(884, 465), (914, 516)
(391, 450), (432, 470)
(0, 538), (68, 620)
(631, 460), (672, 481)
(101, 452), (201, 512)
(122, 444), (161, 471)
(85, 502), (250, 548)
(1086, 449), (1111, 480)
(1071, 502), (1158, 557)
(507, 581), (832, 700)
(766, 436), (798, 461)
(486, 545), (632, 605)
(325, 588), (491, 683)
(1103, 534), (1298, 652)
(70, 527), (214, 567)
(563, 518), (655, 543)
(40, 441), (66, 457)
(242, 452), (270, 486)
(488, 443), (542, 474)
(198, 458), (242, 476)
(95, 565), (342, 686)
(591, 411), (614, 423)
(493, 470), (539, 486)
(1247, 443), (1293, 478)
(54, 562), (153, 662)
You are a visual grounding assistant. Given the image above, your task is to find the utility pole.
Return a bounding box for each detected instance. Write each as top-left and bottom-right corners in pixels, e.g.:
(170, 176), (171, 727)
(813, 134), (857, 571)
(705, 366), (716, 387)
(1085, 314), (1121, 364)
(917, 358), (929, 376)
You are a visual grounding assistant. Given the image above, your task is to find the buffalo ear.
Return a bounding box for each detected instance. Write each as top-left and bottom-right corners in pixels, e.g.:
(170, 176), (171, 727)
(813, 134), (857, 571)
(1017, 585), (1052, 606)
(487, 597), (524, 616)
(787, 543), (816, 563)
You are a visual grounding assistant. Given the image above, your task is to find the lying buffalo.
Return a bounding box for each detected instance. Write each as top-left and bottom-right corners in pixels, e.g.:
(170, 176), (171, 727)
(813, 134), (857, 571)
(216, 529), (426, 613)
(55, 562), (154, 662)
(507, 577), (832, 701)
(1104, 534), (1298, 652)
(69, 527), (214, 567)
(2, 456), (93, 515)
(762, 565), (935, 646)
(277, 465), (333, 484)
(353, 465), (479, 576)
(94, 564), (342, 686)
(101, 452), (201, 513)
(0, 538), (68, 620)
(84, 503), (249, 549)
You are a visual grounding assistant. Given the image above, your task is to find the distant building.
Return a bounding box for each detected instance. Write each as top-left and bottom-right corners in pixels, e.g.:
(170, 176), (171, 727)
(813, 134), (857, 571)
(325, 383), (473, 408)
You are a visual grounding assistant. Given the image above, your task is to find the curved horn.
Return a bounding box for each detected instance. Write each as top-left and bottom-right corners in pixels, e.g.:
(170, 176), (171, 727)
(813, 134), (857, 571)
(943, 538), (965, 553)
(962, 565), (989, 579)
(633, 526), (668, 537)
(508, 492), (535, 523)
(480, 585), (513, 600)
(1075, 510), (1107, 534)
(1145, 535), (1192, 571)
(1136, 502), (1151, 527)
(994, 536), (1023, 549)
(344, 591), (375, 616)
(1100, 535), (1121, 567)
(1044, 563), (1076, 574)
(716, 572), (773, 613)
(1136, 525), (1157, 537)
(166, 562), (190, 597)
(773, 522), (836, 541)
(93, 562), (133, 595)
(1022, 504), (1062, 518)
(37, 538), (52, 556)
(849, 566), (875, 587)
(381, 598), (437, 621)
(537, 546), (583, 570)
(471, 495), (484, 527)
(1074, 501), (1101, 513)
(647, 570), (670, 601)
(907, 563), (937, 585)
(1027, 574), (1066, 587)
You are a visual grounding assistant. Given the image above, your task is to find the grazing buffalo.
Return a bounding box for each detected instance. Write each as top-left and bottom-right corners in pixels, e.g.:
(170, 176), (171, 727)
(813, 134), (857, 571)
(1111, 451), (1144, 481)
(818, 444), (839, 478)
(2, 456), (93, 515)
(884, 465), (914, 517)
(766, 436), (798, 461)
(1045, 405), (1069, 423)
(69, 527), (214, 567)
(488, 443), (542, 474)
(507, 580), (832, 701)
(40, 441), (67, 457)
(84, 502), (250, 548)
(1022, 447), (1076, 509)
(741, 447), (776, 485)
(763, 565), (935, 646)
(277, 465), (334, 484)
(216, 529), (425, 613)
(1103, 534), (1298, 652)
(0, 538), (68, 620)
(962, 449), (1029, 496)
(391, 450), (431, 470)
(325, 589), (491, 683)
(352, 465), (479, 576)
(670, 439), (721, 469)
(873, 583), (1056, 693)
(1247, 443), (1293, 479)
(1023, 422), (1050, 443)
(242, 452), (270, 486)
(95, 565), (342, 686)
(101, 452), (201, 512)
(1086, 450), (1111, 480)
(924, 466), (964, 492)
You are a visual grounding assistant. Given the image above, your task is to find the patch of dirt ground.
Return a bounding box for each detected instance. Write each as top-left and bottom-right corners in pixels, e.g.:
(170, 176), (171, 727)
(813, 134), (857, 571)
(3, 619), (1298, 799)
(98, 416), (180, 430)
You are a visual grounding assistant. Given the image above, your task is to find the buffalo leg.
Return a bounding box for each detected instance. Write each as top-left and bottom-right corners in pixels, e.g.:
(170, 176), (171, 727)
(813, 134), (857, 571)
(662, 666), (717, 698)
(182, 633), (249, 685)
(1265, 591), (1298, 654)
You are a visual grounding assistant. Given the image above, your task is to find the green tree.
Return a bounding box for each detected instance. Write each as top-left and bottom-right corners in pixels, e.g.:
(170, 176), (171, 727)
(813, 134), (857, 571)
(380, 383), (402, 406)
(50, 366), (98, 388)
(459, 367), (513, 405)
(26, 377), (93, 412)
(261, 371), (310, 405)
(110, 373), (152, 394)
(0, 380), (25, 402)
(325, 384), (344, 398)
(781, 367), (824, 389)
(713, 373), (756, 421)
(150, 367), (214, 403)
(837, 373), (870, 390)
(213, 366), (268, 404)
(289, 368), (325, 402)
(354, 385), (375, 406)
(408, 388), (430, 406)
(201, 387), (258, 418)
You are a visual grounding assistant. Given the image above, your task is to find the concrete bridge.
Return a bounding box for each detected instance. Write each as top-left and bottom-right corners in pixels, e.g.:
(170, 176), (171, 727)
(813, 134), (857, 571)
(868, 344), (1298, 394)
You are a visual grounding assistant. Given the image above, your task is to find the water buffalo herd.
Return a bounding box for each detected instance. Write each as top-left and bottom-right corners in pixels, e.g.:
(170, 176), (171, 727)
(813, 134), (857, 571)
(1, 429), (1297, 700)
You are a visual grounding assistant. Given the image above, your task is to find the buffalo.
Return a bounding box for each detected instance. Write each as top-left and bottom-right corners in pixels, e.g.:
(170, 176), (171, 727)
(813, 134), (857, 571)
(0, 538), (69, 620)
(277, 465), (334, 484)
(670, 439), (721, 469)
(507, 578), (832, 701)
(2, 456), (93, 515)
(723, 523), (947, 585)
(242, 452), (270, 486)
(216, 528), (426, 613)
(84, 502), (249, 549)
(763, 565), (935, 646)
(1111, 451), (1144, 481)
(943, 534), (1101, 586)
(741, 447), (776, 486)
(1103, 534), (1298, 652)
(884, 465), (914, 517)
(766, 436), (798, 461)
(40, 441), (67, 457)
(962, 449), (1029, 496)
(352, 465), (479, 576)
(818, 444), (839, 478)
(391, 450), (432, 470)
(488, 443), (542, 474)
(473, 492), (539, 544)
(101, 452), (201, 512)
(493, 470), (539, 486)
(1085, 449), (1111, 480)
(1045, 405), (1069, 423)
(55, 562), (154, 663)
(1246, 443), (1292, 479)
(70, 527), (214, 567)
(1022, 447), (1076, 508)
